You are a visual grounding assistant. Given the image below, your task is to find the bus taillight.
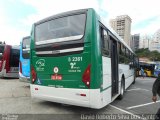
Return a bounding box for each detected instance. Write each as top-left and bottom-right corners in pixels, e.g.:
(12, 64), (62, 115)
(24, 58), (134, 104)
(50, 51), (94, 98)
(0, 60), (2, 71)
(19, 62), (22, 73)
(31, 66), (37, 83)
(82, 64), (91, 88)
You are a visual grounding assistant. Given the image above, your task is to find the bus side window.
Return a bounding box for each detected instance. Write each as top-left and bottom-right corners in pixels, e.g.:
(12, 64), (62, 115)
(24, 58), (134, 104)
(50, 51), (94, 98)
(129, 53), (133, 69)
(99, 26), (110, 57)
(119, 43), (123, 64)
(100, 27), (105, 49)
(119, 44), (125, 64)
(118, 42), (121, 54)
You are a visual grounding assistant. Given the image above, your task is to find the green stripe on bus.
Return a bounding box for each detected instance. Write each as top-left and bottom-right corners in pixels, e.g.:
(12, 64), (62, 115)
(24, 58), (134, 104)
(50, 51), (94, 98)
(101, 86), (111, 92)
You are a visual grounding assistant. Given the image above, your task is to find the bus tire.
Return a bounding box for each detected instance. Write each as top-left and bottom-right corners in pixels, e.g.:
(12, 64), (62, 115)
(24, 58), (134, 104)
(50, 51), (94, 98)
(118, 79), (125, 100)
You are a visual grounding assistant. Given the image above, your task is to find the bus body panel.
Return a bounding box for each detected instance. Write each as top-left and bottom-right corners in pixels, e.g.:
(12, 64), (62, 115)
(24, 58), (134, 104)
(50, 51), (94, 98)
(30, 9), (104, 108)
(0, 45), (19, 78)
(19, 59), (30, 82)
(19, 37), (31, 82)
(3, 45), (11, 73)
(102, 57), (112, 105)
(21, 60), (30, 77)
(119, 64), (134, 89)
(31, 9), (95, 89)
(31, 84), (106, 109)
(102, 57), (111, 90)
(32, 52), (90, 88)
(90, 10), (103, 90)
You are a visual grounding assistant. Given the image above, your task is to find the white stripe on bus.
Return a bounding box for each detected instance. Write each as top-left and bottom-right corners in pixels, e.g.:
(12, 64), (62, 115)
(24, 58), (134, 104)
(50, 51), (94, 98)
(35, 35), (83, 45)
(36, 47), (84, 55)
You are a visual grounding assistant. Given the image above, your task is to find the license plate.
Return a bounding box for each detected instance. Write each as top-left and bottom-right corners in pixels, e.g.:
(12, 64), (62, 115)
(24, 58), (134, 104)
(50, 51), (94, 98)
(10, 67), (18, 71)
(51, 74), (62, 80)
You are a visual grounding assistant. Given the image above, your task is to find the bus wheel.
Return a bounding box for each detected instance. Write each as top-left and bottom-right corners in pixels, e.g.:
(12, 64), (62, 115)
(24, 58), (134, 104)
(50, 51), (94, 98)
(118, 80), (125, 100)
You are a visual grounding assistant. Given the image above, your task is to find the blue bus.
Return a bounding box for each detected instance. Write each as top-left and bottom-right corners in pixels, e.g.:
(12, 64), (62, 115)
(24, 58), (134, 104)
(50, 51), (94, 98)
(19, 36), (31, 82)
(154, 63), (160, 77)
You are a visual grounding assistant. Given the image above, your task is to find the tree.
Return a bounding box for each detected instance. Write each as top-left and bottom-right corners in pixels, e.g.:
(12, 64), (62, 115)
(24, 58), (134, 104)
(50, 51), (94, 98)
(135, 48), (160, 61)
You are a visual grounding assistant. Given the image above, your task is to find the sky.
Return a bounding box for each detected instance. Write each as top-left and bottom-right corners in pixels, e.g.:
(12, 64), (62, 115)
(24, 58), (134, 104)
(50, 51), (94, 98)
(0, 0), (160, 45)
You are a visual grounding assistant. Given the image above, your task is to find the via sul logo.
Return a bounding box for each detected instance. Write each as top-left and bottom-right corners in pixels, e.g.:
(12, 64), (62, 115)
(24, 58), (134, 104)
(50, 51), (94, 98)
(70, 62), (76, 69)
(36, 59), (45, 68)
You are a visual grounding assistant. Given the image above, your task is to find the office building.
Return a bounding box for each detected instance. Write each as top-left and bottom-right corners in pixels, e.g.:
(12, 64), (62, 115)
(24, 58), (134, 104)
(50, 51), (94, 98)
(131, 34), (140, 51)
(110, 15), (132, 46)
(150, 29), (160, 52)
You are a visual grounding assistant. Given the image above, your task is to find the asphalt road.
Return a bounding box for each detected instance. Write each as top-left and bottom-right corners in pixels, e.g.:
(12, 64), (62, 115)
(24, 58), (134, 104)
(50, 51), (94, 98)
(0, 77), (158, 120)
(111, 77), (159, 119)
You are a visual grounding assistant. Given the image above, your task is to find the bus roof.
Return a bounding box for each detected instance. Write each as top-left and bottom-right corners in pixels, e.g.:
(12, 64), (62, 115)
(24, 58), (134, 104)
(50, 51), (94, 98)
(12, 45), (20, 49)
(23, 36), (30, 40)
(34, 8), (134, 54)
(35, 8), (89, 25)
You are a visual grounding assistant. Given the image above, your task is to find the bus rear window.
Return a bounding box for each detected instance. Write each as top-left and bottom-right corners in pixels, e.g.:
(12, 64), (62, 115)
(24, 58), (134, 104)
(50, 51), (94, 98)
(35, 14), (86, 45)
(10, 49), (19, 67)
(22, 37), (30, 59)
(0, 46), (4, 53)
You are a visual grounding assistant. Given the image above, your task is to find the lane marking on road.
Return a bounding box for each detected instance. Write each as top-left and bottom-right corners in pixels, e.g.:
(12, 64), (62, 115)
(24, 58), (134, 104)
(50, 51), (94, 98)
(127, 88), (149, 92)
(109, 105), (147, 120)
(140, 81), (155, 83)
(127, 100), (160, 110)
(136, 78), (156, 81)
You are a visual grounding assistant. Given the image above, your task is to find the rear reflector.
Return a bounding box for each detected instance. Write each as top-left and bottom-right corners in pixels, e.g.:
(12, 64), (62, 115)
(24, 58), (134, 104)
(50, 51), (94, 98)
(35, 88), (38, 90)
(19, 62), (22, 73)
(82, 64), (91, 88)
(80, 94), (86, 96)
(0, 60), (2, 71)
(31, 66), (37, 83)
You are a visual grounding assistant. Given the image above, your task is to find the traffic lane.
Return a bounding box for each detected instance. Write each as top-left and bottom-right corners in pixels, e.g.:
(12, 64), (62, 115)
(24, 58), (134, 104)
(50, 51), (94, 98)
(111, 77), (159, 115)
(0, 78), (99, 114)
(0, 79), (30, 98)
(0, 78), (145, 120)
(0, 78), (144, 120)
(0, 92), (136, 115)
(134, 77), (156, 91)
(0, 79), (125, 114)
(0, 98), (144, 120)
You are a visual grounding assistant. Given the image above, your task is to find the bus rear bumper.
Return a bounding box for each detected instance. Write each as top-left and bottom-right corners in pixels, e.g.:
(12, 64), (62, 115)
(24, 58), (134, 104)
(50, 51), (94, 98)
(30, 84), (103, 109)
(19, 72), (30, 83)
(0, 69), (6, 77)
(0, 69), (18, 78)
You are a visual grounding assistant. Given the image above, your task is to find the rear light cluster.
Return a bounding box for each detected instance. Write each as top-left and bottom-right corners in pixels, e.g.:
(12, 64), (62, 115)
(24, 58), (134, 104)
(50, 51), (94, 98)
(19, 62), (22, 73)
(82, 64), (91, 88)
(31, 66), (37, 83)
(80, 94), (86, 96)
(0, 60), (2, 71)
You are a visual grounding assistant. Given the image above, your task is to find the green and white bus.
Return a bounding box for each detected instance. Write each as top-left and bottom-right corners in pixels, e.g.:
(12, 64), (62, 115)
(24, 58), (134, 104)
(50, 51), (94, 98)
(30, 8), (137, 109)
